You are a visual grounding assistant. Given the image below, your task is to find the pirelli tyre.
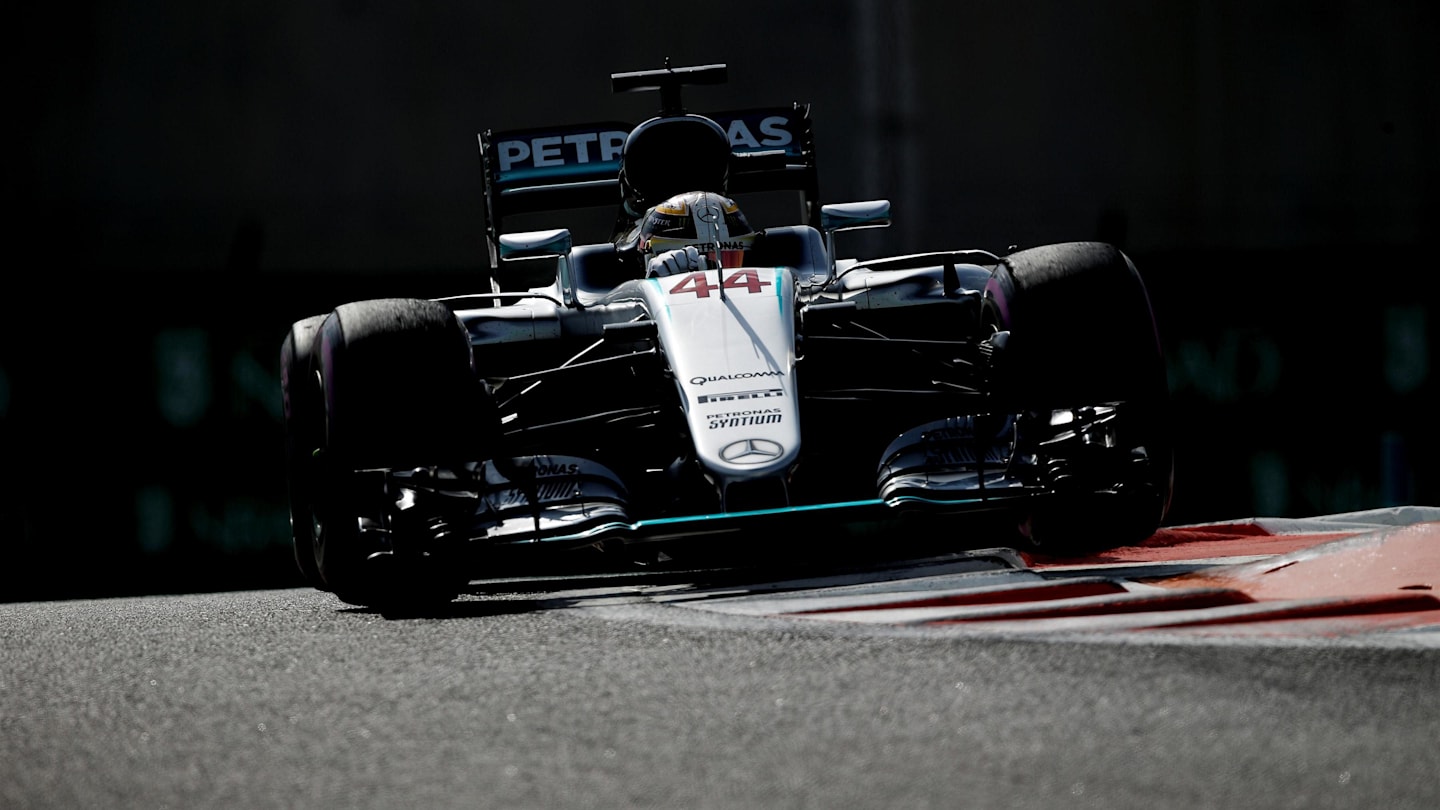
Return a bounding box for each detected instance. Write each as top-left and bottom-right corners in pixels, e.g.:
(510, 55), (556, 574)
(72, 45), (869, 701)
(280, 314), (327, 591)
(984, 241), (1173, 551)
(311, 298), (492, 608)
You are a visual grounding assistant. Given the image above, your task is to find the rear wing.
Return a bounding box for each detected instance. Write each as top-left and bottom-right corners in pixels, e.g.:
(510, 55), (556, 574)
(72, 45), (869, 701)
(478, 104), (819, 265)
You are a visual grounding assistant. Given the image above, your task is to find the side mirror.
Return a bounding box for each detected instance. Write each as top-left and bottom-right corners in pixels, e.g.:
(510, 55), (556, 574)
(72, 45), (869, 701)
(820, 200), (891, 232)
(819, 201), (891, 277)
(496, 229), (574, 302)
(498, 228), (572, 260)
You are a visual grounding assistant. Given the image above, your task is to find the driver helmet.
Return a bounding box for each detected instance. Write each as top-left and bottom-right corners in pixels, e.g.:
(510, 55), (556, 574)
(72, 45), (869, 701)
(638, 191), (757, 269)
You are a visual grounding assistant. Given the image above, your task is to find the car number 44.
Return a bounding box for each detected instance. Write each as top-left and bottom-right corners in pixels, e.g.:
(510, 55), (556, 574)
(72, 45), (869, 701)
(669, 270), (772, 298)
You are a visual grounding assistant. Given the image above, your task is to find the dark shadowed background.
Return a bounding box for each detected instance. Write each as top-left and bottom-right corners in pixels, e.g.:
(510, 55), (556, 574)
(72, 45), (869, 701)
(5, 1), (1435, 601)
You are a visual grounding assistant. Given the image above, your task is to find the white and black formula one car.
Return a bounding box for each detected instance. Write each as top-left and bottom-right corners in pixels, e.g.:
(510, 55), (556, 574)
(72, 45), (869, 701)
(280, 62), (1173, 608)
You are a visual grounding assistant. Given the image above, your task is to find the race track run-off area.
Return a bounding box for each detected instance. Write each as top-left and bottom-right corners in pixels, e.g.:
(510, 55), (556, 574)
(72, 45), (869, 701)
(573, 506), (1440, 647)
(3, 507), (1436, 810)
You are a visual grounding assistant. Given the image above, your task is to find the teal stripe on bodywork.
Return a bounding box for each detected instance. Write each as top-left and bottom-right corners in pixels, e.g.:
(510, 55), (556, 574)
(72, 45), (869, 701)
(487, 498), (894, 548)
(634, 499), (887, 528)
(645, 276), (671, 319)
(498, 162), (621, 184)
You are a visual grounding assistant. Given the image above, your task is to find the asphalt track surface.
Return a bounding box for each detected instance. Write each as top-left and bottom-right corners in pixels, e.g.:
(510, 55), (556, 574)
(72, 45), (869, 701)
(3, 510), (1437, 810)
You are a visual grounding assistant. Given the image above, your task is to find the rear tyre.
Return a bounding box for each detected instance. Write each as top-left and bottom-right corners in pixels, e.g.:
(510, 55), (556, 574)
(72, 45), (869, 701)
(985, 242), (1173, 551)
(313, 298), (492, 608)
(280, 315), (327, 590)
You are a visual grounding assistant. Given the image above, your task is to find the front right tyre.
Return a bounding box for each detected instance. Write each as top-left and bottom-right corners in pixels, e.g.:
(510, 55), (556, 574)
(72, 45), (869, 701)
(310, 298), (494, 608)
(280, 314), (327, 591)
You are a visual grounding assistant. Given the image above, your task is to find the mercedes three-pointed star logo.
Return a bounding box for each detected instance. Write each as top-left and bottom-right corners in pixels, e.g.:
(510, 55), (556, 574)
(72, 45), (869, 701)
(720, 438), (785, 465)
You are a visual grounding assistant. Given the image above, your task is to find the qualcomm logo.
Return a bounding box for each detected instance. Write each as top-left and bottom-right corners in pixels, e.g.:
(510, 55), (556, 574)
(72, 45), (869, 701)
(720, 438), (785, 465)
(690, 371), (783, 386)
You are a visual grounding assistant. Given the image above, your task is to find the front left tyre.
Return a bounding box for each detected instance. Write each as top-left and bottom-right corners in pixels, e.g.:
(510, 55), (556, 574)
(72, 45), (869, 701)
(983, 241), (1173, 552)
